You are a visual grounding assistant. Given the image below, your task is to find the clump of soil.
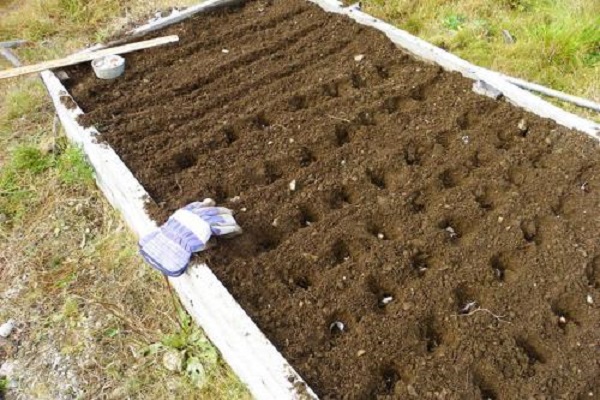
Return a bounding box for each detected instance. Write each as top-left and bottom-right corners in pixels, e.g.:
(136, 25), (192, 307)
(65, 0), (600, 398)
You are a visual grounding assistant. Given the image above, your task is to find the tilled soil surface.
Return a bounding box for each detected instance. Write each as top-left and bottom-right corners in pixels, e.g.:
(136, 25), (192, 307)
(65, 1), (600, 398)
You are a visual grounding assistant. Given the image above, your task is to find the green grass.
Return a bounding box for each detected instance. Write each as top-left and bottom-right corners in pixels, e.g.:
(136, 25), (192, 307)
(56, 146), (94, 185)
(0, 0), (120, 42)
(0, 376), (8, 395)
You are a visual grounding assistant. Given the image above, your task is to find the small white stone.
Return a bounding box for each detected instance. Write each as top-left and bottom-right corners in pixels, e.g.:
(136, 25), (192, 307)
(0, 319), (15, 338)
(498, 216), (504, 223)
(461, 135), (470, 144)
(0, 360), (15, 376)
(377, 233), (384, 240)
(354, 54), (365, 62)
(518, 118), (528, 132)
(240, 207), (247, 212)
(162, 350), (183, 372)
(587, 294), (593, 304)
(289, 180), (297, 191)
(356, 349), (366, 357)
(559, 316), (567, 324)
(289, 138), (295, 143)
(221, 48), (229, 54)
(381, 296), (393, 305)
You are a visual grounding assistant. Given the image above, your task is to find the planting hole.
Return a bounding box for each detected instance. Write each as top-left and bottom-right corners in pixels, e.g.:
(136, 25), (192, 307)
(334, 124), (351, 147)
(298, 146), (316, 167)
(173, 149), (197, 170)
(585, 256), (600, 288)
(410, 251), (429, 276)
(288, 94), (307, 111)
(407, 190), (426, 213)
(299, 205), (319, 227)
(366, 221), (390, 240)
(474, 186), (494, 210)
(213, 185), (231, 204)
(421, 317), (442, 353)
(456, 112), (470, 130)
(329, 186), (352, 209)
(409, 85), (425, 101)
(520, 219), (537, 243)
(366, 276), (395, 309)
(252, 112), (271, 130)
(357, 110), (376, 126)
(454, 285), (477, 314)
(381, 367), (399, 393)
(438, 218), (460, 241)
(263, 161), (282, 184)
(473, 373), (498, 400)
(490, 254), (507, 281)
(351, 72), (365, 89)
(366, 168), (386, 189)
(551, 300), (580, 330)
(404, 141), (421, 165)
(331, 239), (350, 266)
(222, 125), (238, 145)
(322, 82), (339, 97)
(480, 387), (497, 400)
(255, 227), (281, 253)
(375, 64), (390, 79)
(294, 276), (311, 290)
(439, 168), (460, 189)
(383, 96), (400, 113)
(515, 336), (546, 365)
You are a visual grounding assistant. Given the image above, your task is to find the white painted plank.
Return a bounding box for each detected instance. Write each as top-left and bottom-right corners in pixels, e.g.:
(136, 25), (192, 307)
(39, 70), (317, 400)
(500, 74), (600, 113)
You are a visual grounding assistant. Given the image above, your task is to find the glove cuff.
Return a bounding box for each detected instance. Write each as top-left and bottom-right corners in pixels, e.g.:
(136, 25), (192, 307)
(139, 230), (191, 277)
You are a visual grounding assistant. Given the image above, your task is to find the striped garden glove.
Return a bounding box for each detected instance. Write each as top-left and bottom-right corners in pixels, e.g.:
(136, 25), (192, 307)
(139, 199), (242, 277)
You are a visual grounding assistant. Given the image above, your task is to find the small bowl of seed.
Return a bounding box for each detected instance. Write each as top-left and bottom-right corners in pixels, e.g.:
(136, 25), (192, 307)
(91, 55), (125, 80)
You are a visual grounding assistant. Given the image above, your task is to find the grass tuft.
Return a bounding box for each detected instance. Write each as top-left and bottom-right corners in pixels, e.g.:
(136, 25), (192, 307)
(11, 146), (54, 174)
(0, 376), (8, 394)
(56, 146), (94, 186)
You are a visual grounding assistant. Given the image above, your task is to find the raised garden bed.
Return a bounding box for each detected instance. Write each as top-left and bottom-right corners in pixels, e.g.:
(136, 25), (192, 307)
(54, 0), (600, 398)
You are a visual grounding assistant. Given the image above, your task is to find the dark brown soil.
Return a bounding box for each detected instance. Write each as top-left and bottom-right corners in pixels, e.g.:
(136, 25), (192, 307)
(64, 1), (600, 398)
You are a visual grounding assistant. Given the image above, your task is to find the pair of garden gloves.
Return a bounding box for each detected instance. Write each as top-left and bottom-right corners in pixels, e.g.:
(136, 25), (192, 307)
(139, 199), (242, 277)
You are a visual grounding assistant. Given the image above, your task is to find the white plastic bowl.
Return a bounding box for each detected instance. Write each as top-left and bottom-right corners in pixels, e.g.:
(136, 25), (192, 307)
(91, 55), (125, 79)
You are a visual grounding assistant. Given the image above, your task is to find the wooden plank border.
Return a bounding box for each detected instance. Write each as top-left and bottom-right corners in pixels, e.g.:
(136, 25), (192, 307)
(40, 0), (600, 399)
